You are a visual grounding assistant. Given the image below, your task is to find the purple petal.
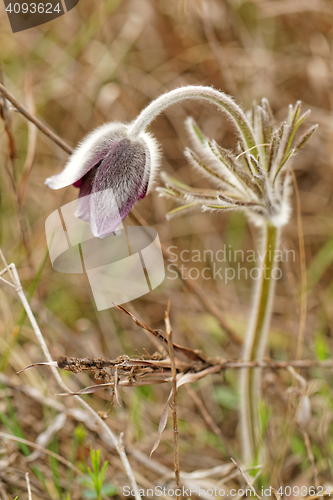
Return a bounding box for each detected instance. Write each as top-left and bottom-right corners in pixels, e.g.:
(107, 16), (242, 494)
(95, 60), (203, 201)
(89, 138), (149, 238)
(75, 163), (99, 222)
(45, 123), (128, 190)
(89, 189), (123, 238)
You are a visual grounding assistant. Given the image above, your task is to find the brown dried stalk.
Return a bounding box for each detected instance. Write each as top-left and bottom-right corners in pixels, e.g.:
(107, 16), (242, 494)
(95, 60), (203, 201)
(0, 74), (34, 273)
(18, 301), (333, 398)
(165, 303), (181, 500)
(25, 473), (32, 500)
(187, 386), (234, 457)
(37, 355), (333, 395)
(0, 431), (82, 475)
(230, 458), (262, 500)
(0, 82), (73, 155)
(19, 307), (333, 398)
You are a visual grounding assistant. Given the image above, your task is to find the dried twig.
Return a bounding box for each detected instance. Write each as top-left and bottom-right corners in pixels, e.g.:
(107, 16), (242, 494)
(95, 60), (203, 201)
(19, 353), (333, 395)
(230, 458), (262, 500)
(0, 75), (34, 272)
(302, 430), (318, 488)
(187, 386), (234, 457)
(0, 431), (82, 474)
(290, 167), (307, 362)
(25, 472), (32, 500)
(270, 367), (313, 484)
(165, 302), (181, 500)
(114, 303), (209, 363)
(0, 479), (10, 500)
(18, 78), (38, 202)
(0, 82), (73, 154)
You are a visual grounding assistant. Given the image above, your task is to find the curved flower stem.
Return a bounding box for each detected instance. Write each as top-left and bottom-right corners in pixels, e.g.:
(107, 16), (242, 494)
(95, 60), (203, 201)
(240, 222), (280, 464)
(128, 85), (257, 155)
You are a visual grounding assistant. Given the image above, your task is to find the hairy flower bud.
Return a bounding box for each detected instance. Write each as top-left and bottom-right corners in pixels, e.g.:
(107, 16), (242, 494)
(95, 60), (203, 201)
(45, 122), (160, 238)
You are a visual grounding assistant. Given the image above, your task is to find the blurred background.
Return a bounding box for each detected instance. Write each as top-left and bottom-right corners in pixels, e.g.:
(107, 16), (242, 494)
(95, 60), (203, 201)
(0, 0), (333, 498)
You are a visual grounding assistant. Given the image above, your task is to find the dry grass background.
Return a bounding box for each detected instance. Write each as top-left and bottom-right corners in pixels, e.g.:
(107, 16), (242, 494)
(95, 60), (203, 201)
(0, 0), (333, 498)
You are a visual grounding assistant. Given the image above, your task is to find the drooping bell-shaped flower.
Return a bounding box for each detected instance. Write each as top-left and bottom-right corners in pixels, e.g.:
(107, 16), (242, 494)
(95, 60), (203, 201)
(45, 122), (160, 238)
(46, 86), (261, 239)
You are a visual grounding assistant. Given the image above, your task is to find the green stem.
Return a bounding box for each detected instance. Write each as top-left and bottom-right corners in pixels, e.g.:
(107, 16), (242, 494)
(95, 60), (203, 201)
(240, 222), (280, 464)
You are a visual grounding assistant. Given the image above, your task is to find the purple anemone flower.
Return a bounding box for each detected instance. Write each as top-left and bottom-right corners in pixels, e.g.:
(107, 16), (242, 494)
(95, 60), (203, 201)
(45, 122), (160, 238)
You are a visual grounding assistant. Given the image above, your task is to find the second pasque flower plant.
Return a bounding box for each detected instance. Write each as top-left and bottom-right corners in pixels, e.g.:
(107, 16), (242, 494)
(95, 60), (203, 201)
(156, 91), (315, 464)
